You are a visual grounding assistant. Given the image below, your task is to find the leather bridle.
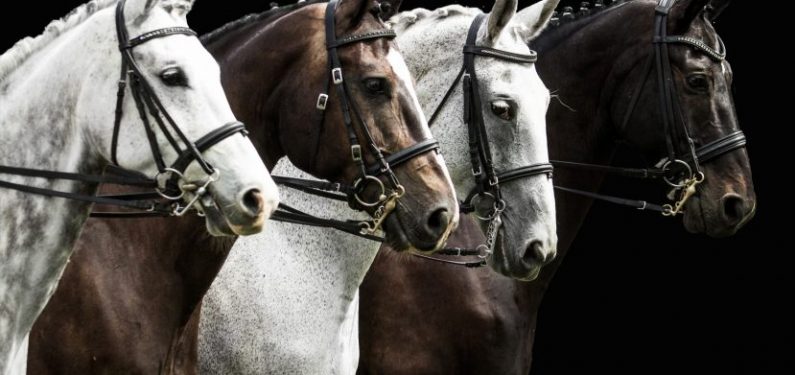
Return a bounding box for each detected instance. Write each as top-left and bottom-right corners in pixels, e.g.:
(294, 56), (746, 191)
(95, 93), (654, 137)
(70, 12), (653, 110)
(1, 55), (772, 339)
(552, 0), (747, 216)
(414, 13), (554, 267)
(0, 0), (249, 217)
(269, 0), (443, 236)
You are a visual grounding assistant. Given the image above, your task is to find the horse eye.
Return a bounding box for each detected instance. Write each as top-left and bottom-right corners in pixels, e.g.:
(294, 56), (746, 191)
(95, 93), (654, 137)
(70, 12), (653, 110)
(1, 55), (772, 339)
(491, 100), (514, 121)
(363, 78), (386, 94)
(686, 74), (709, 91)
(160, 67), (188, 87)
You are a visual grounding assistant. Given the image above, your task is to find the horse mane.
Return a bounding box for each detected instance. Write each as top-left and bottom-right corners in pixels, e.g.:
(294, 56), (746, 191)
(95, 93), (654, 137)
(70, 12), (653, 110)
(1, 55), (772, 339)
(200, 0), (327, 46)
(0, 0), (120, 82)
(387, 5), (477, 32)
(531, 0), (634, 53)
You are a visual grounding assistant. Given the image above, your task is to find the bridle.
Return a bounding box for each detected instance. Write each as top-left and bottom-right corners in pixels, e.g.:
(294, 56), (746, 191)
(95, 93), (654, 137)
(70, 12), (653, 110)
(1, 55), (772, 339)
(552, 0), (747, 216)
(0, 0), (249, 217)
(269, 0), (442, 236)
(414, 13), (554, 267)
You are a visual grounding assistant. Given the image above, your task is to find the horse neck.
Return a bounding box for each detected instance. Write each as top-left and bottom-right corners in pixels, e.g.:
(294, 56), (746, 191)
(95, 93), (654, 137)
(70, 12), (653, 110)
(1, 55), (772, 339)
(520, 6), (652, 302)
(207, 9), (379, 319)
(0, 10), (113, 368)
(206, 8), (324, 171)
(0, 14), (112, 175)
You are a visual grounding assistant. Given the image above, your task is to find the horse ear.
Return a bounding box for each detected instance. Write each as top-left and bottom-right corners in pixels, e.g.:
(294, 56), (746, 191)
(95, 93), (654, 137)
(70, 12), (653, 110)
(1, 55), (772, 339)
(482, 0), (519, 45)
(159, 0), (195, 19)
(378, 0), (402, 21)
(123, 0), (158, 23)
(669, 0), (711, 32)
(336, 0), (372, 31)
(705, 0), (730, 21)
(513, 0), (560, 43)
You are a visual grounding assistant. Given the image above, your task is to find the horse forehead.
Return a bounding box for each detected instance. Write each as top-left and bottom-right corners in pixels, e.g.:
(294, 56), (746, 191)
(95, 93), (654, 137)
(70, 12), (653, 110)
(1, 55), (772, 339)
(129, 6), (188, 35)
(386, 47), (432, 139)
(479, 61), (547, 101)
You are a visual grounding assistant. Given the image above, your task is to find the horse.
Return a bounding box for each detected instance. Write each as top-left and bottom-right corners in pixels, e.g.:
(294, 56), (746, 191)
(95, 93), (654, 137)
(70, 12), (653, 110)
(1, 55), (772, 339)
(27, 0), (457, 373)
(0, 0), (278, 373)
(198, 0), (559, 373)
(357, 0), (757, 374)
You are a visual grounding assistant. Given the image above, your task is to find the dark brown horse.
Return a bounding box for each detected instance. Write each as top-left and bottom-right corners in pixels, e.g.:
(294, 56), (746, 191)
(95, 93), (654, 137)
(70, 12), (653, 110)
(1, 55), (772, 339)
(28, 0), (458, 373)
(358, 0), (756, 374)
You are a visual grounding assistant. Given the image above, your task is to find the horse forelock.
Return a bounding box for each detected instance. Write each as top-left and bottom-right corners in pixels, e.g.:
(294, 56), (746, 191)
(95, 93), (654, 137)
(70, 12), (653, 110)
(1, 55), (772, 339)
(387, 5), (477, 32)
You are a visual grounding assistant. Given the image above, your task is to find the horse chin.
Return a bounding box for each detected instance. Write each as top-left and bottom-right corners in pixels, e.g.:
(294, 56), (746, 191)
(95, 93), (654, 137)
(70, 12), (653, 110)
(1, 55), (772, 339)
(382, 214), (413, 253)
(488, 233), (542, 282)
(191, 195), (236, 237)
(684, 194), (750, 238)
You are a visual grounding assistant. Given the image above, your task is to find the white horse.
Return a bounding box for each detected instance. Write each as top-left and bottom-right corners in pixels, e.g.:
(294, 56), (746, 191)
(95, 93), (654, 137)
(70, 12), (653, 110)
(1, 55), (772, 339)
(199, 0), (557, 373)
(0, 0), (278, 373)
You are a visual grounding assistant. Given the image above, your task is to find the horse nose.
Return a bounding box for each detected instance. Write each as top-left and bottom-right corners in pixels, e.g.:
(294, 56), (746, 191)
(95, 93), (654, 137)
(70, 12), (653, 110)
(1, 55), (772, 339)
(238, 188), (266, 219)
(720, 193), (747, 226)
(521, 240), (556, 267)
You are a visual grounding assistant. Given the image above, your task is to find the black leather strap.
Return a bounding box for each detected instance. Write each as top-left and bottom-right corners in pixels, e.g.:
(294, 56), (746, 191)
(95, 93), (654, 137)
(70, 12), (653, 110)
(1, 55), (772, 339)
(169, 122), (249, 173)
(695, 130), (746, 163)
(551, 160), (664, 179)
(497, 163), (554, 185)
(463, 45), (538, 63)
(328, 29), (396, 48)
(125, 27), (197, 49)
(366, 139), (440, 175)
(554, 186), (666, 213)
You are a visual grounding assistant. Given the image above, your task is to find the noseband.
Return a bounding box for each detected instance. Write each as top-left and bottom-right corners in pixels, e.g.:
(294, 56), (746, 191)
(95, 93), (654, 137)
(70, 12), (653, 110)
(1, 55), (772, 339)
(0, 0), (248, 217)
(553, 0), (747, 216)
(270, 0), (442, 236)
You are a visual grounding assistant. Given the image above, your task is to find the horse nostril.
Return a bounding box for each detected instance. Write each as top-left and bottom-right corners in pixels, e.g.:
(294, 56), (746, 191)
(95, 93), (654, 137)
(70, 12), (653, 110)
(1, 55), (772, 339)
(522, 240), (554, 266)
(721, 194), (745, 224)
(425, 208), (450, 239)
(240, 188), (264, 218)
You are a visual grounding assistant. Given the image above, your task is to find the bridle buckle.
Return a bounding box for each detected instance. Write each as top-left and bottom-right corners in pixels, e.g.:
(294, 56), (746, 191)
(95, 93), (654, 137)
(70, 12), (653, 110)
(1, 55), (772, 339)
(316, 93), (329, 110)
(351, 145), (363, 162)
(332, 67), (343, 84)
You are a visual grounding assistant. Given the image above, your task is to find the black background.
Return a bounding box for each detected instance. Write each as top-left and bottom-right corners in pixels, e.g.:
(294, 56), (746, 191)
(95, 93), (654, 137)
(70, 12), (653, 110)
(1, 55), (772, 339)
(1, 1), (790, 374)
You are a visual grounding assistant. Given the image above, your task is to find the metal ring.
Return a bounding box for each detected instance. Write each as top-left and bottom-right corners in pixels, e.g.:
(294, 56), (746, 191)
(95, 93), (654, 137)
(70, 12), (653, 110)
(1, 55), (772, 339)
(393, 184), (406, 199)
(494, 199), (507, 213)
(476, 244), (492, 259)
(694, 171), (705, 183)
(353, 175), (388, 208)
(155, 168), (186, 200)
(662, 159), (693, 188)
(471, 192), (499, 221)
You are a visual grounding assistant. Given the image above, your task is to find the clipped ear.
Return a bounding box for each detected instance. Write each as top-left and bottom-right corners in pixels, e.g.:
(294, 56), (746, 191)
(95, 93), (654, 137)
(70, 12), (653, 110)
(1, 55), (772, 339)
(513, 0), (560, 42)
(482, 0), (518, 45)
(336, 0), (373, 31)
(705, 0), (730, 21)
(669, 0), (711, 32)
(377, 0), (402, 20)
(159, 0), (195, 18)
